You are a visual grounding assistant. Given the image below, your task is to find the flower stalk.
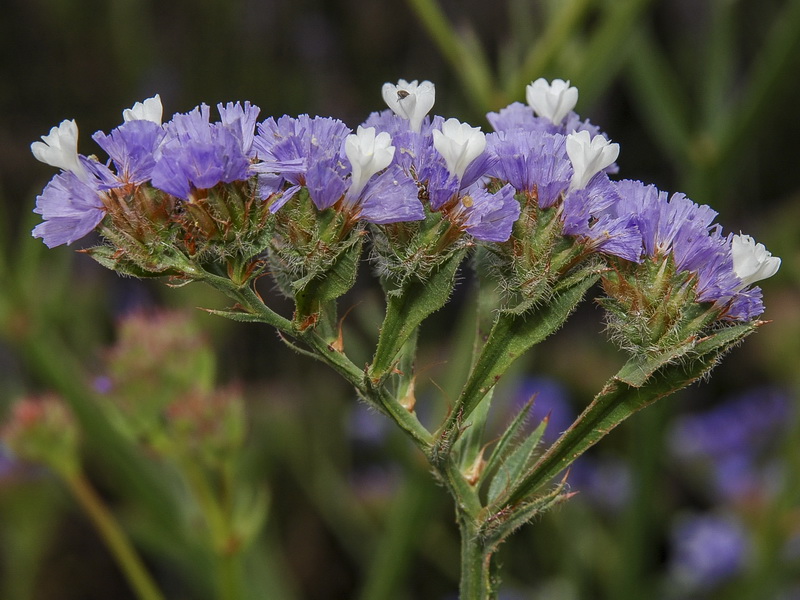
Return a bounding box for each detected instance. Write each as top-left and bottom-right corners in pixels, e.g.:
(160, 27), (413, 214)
(66, 473), (166, 600)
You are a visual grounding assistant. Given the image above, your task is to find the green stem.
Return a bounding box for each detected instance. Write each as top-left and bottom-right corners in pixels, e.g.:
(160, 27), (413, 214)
(503, 338), (732, 507)
(458, 517), (494, 600)
(65, 473), (166, 600)
(202, 272), (435, 450)
(437, 273), (598, 455)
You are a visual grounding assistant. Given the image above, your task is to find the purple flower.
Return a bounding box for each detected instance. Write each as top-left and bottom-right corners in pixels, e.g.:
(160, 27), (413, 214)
(562, 176), (642, 262)
(486, 130), (572, 207)
(487, 101), (606, 140)
(305, 161), (347, 211)
(32, 169), (106, 247)
(670, 513), (749, 589)
(457, 184), (520, 242)
(252, 115), (351, 210)
(425, 163), (461, 211)
(612, 180), (767, 319)
(362, 109), (442, 140)
(669, 386), (792, 502)
(726, 286), (765, 321)
(361, 109), (412, 138)
(150, 104), (252, 200)
(92, 120), (166, 186)
(354, 165), (424, 224)
(217, 101), (261, 157)
(669, 387), (791, 460)
(487, 102), (554, 135)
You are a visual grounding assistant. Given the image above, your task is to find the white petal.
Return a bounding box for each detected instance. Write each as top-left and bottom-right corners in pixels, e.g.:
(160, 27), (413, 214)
(433, 118), (485, 179)
(526, 78), (579, 125)
(731, 234), (781, 287)
(123, 94), (163, 124)
(345, 126), (395, 198)
(30, 119), (89, 180)
(381, 79), (435, 133)
(566, 130), (619, 190)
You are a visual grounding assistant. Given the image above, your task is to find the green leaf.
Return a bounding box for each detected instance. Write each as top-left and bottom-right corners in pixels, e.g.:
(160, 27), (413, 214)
(479, 399), (534, 489)
(616, 321), (757, 387)
(480, 476), (570, 548)
(370, 248), (467, 381)
(200, 307), (269, 324)
(294, 234), (364, 321)
(499, 321), (759, 507)
(443, 271), (599, 434)
(487, 417), (548, 505)
(454, 387), (495, 476)
(82, 245), (178, 278)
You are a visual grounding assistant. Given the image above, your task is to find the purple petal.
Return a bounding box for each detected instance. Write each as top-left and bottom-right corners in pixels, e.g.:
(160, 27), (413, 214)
(487, 130), (571, 206)
(461, 184), (520, 242)
(92, 120), (166, 185)
(32, 171), (105, 247)
(218, 101), (261, 156)
(306, 161), (347, 210)
(358, 166), (424, 224)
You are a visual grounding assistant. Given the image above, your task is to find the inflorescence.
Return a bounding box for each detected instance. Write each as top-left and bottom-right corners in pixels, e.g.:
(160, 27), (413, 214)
(31, 78), (780, 333)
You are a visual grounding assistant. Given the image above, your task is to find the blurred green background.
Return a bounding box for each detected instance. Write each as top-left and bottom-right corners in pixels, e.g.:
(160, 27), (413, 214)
(1, 0), (799, 598)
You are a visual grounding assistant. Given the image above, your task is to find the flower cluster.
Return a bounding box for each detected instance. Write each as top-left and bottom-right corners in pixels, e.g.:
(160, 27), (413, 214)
(31, 78), (780, 332)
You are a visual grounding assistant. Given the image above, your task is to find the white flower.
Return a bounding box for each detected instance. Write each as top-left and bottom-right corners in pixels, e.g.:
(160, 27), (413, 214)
(381, 79), (435, 133)
(731, 234), (781, 287)
(432, 118), (486, 180)
(526, 78), (579, 126)
(566, 130), (619, 191)
(345, 126), (395, 197)
(30, 119), (89, 180)
(123, 94), (163, 124)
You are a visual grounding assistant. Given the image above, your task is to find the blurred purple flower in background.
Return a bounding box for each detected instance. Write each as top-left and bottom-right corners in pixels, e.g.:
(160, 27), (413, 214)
(669, 386), (792, 502)
(568, 456), (632, 513)
(669, 512), (749, 590)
